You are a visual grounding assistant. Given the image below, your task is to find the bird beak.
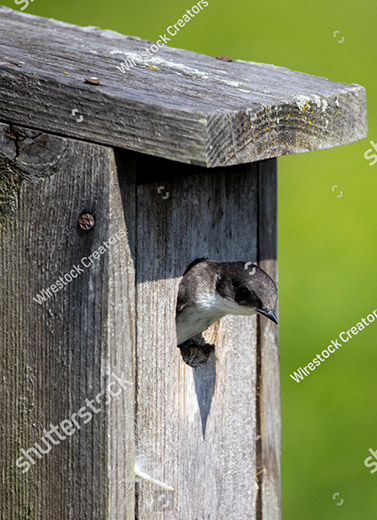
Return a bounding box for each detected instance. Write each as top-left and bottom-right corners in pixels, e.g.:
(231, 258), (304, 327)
(257, 308), (278, 324)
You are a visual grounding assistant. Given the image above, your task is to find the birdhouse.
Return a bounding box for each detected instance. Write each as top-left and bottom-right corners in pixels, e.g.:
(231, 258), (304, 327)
(0, 7), (367, 520)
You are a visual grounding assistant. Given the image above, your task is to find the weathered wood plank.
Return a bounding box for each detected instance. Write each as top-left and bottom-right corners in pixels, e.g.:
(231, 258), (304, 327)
(134, 157), (262, 519)
(0, 7), (367, 167)
(257, 159), (281, 520)
(0, 123), (136, 519)
(108, 151), (137, 520)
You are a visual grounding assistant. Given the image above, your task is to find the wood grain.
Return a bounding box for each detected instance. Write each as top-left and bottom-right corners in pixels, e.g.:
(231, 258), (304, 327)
(133, 157), (265, 519)
(0, 7), (367, 167)
(0, 123), (281, 519)
(0, 122), (136, 520)
(257, 159), (280, 520)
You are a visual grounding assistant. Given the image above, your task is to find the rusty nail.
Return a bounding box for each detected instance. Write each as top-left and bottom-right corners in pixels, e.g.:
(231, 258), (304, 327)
(85, 77), (101, 85)
(79, 213), (95, 231)
(216, 56), (233, 62)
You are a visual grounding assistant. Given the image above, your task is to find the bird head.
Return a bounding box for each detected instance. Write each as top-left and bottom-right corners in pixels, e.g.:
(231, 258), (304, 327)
(215, 262), (278, 324)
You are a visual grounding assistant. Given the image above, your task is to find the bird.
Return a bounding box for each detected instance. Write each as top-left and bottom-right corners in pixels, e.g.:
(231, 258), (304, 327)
(176, 258), (278, 345)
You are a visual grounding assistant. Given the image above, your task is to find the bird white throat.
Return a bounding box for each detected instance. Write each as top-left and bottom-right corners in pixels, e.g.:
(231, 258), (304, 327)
(176, 291), (256, 344)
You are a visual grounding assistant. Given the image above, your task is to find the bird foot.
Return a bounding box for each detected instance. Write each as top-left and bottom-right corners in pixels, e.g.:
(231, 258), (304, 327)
(177, 338), (214, 368)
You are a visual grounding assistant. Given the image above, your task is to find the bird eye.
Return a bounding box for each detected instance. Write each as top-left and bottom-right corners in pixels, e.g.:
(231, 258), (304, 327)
(237, 287), (250, 299)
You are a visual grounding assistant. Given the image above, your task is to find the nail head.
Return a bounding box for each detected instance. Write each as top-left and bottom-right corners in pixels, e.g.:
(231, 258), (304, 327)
(85, 77), (101, 85)
(79, 213), (95, 230)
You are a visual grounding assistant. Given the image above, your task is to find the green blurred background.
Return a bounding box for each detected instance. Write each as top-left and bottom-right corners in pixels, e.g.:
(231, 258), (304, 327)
(3, 0), (376, 517)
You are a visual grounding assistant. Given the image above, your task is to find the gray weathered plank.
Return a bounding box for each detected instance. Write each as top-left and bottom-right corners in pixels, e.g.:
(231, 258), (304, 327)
(257, 159), (281, 520)
(0, 122), (135, 519)
(107, 151), (137, 520)
(0, 7), (367, 168)
(134, 158), (263, 519)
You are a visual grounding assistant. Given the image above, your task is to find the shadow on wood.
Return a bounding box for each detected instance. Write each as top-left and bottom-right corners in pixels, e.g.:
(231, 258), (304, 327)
(193, 349), (216, 438)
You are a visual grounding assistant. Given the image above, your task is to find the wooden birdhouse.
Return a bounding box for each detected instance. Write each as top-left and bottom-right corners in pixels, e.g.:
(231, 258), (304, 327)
(0, 7), (367, 520)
